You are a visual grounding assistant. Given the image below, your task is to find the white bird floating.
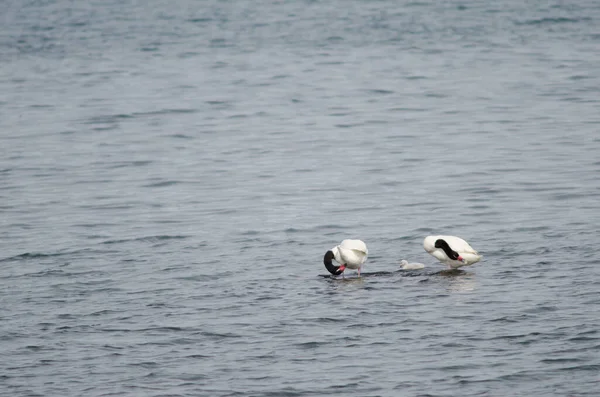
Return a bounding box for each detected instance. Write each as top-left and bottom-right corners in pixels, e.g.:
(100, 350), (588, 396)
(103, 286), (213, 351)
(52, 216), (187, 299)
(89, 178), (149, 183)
(423, 235), (482, 269)
(323, 239), (368, 276)
(399, 260), (425, 270)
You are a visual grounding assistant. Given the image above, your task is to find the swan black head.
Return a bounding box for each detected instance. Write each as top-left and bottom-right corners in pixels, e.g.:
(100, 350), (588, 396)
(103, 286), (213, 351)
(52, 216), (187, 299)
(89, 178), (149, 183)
(324, 250), (345, 276)
(434, 239), (461, 261)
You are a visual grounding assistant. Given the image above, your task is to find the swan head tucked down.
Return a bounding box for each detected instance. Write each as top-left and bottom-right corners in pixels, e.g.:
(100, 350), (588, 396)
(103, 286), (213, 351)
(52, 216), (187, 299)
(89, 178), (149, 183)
(433, 239), (463, 262)
(323, 247), (345, 275)
(423, 235), (482, 269)
(323, 239), (368, 276)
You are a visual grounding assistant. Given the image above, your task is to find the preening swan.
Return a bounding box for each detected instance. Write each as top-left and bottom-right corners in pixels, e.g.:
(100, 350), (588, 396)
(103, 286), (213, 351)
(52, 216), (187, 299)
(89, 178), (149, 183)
(423, 235), (482, 269)
(400, 260), (425, 270)
(323, 239), (368, 276)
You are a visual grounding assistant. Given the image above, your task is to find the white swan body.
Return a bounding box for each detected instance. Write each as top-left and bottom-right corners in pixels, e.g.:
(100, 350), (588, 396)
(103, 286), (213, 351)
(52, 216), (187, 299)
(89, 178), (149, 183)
(324, 239), (368, 276)
(423, 235), (481, 269)
(400, 260), (425, 270)
(332, 239), (368, 270)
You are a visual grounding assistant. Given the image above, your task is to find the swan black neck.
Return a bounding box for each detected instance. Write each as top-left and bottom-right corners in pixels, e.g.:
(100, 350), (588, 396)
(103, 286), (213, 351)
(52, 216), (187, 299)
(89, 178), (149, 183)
(324, 250), (343, 276)
(434, 239), (459, 260)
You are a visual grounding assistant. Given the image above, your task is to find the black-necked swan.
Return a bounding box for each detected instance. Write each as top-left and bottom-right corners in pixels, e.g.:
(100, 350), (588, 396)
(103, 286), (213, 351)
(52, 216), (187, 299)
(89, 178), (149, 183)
(399, 260), (425, 270)
(323, 239), (368, 276)
(423, 235), (482, 269)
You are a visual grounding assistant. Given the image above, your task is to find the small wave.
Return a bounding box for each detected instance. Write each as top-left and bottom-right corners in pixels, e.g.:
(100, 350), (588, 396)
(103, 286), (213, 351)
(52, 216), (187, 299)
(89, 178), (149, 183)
(143, 326), (188, 332)
(367, 89), (395, 95)
(201, 331), (242, 339)
(142, 180), (180, 188)
(334, 123), (363, 128)
(133, 108), (197, 116)
(558, 364), (600, 371)
(489, 333), (532, 341)
(210, 38), (232, 48)
(1, 252), (58, 261)
(108, 160), (153, 169)
(176, 373), (209, 381)
(489, 316), (520, 323)
(188, 18), (212, 23)
(259, 389), (305, 397)
(567, 336), (599, 342)
(185, 354), (212, 359)
(21, 269), (78, 278)
(131, 361), (160, 369)
(88, 309), (119, 317)
(540, 357), (584, 364)
(326, 383), (360, 390)
(0, 249), (106, 263)
(84, 114), (132, 125)
(516, 17), (592, 26)
(83, 108), (197, 126)
(295, 341), (327, 349)
(513, 226), (550, 232)
(101, 235), (189, 245)
(390, 108), (427, 116)
(523, 305), (558, 313)
(315, 317), (346, 324)
(569, 74), (592, 80)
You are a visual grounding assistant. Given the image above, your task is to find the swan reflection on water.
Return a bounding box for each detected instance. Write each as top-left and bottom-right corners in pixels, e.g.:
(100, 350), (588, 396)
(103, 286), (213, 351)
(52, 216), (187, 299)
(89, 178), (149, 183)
(320, 267), (478, 293)
(437, 270), (478, 293)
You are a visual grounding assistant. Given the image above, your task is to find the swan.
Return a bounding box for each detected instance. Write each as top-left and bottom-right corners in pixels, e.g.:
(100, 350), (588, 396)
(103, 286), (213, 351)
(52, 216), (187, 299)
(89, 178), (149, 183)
(323, 239), (368, 276)
(423, 235), (482, 269)
(400, 260), (425, 270)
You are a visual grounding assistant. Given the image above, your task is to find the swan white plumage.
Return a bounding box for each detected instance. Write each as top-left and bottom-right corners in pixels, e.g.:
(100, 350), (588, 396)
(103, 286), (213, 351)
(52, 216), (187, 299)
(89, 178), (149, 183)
(399, 260), (425, 270)
(323, 239), (368, 276)
(423, 235), (482, 269)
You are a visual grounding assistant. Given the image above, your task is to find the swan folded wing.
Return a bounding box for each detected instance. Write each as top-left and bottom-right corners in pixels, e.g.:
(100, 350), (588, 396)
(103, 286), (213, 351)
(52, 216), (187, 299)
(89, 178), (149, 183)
(336, 247), (367, 268)
(440, 235), (478, 255)
(339, 239), (367, 253)
(339, 248), (366, 260)
(462, 245), (479, 255)
(350, 249), (367, 259)
(461, 252), (482, 265)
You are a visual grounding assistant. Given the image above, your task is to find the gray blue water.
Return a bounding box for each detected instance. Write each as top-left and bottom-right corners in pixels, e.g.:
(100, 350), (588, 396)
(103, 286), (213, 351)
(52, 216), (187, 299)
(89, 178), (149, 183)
(2, 0), (600, 396)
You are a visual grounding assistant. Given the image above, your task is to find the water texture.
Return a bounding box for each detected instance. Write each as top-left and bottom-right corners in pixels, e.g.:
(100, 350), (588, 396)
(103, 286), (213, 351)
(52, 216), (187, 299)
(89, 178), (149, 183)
(1, 0), (600, 396)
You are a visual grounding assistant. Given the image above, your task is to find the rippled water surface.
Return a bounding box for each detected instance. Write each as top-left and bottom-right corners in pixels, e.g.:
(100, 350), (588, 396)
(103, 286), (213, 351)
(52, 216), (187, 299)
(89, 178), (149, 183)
(2, 0), (600, 396)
